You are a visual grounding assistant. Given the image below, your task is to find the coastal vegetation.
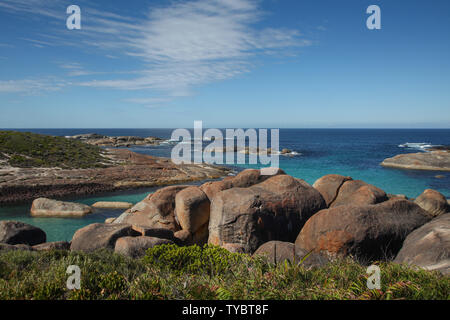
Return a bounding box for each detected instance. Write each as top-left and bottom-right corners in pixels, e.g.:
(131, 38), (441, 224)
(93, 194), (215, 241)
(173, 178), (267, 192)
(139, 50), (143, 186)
(0, 245), (448, 300)
(0, 131), (110, 169)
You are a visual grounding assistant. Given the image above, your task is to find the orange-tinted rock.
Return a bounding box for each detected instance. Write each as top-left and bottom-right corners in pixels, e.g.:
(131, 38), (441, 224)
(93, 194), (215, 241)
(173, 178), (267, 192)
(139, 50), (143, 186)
(174, 187), (210, 234)
(200, 168), (285, 201)
(330, 180), (387, 207)
(313, 174), (353, 207)
(114, 185), (189, 231)
(295, 199), (431, 261)
(208, 174), (326, 253)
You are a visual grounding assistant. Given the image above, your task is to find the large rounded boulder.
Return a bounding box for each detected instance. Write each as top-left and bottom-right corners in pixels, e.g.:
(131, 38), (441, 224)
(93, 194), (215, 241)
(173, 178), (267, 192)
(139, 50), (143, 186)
(114, 236), (173, 258)
(70, 223), (140, 252)
(200, 168), (285, 201)
(253, 241), (330, 268)
(313, 174), (353, 207)
(114, 185), (189, 231)
(330, 180), (387, 208)
(0, 221), (46, 246)
(253, 241), (298, 264)
(174, 186), (211, 245)
(295, 199), (432, 262)
(414, 189), (449, 217)
(394, 213), (449, 275)
(208, 174), (326, 253)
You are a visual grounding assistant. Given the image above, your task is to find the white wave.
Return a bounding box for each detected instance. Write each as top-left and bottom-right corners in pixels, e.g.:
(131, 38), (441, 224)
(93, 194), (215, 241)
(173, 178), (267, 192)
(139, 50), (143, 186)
(398, 142), (441, 151)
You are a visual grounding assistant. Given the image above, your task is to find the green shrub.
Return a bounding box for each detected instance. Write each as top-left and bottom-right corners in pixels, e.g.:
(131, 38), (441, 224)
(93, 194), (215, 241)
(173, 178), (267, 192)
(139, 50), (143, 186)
(143, 243), (249, 276)
(0, 130), (111, 169)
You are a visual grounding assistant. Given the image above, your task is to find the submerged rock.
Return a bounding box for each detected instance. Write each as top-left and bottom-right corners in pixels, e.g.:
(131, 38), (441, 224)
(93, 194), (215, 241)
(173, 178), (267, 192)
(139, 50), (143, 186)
(92, 201), (133, 209)
(31, 198), (92, 217)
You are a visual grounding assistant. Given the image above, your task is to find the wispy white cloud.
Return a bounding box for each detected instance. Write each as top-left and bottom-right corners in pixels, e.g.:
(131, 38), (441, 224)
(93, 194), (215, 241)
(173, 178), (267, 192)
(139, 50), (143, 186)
(123, 97), (172, 109)
(79, 0), (310, 99)
(0, 0), (312, 103)
(0, 78), (67, 94)
(0, 0), (65, 20)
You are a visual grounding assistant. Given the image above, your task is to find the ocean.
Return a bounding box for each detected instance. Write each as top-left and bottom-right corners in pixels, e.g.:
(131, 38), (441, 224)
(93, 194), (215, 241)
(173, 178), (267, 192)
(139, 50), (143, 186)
(1, 128), (449, 242)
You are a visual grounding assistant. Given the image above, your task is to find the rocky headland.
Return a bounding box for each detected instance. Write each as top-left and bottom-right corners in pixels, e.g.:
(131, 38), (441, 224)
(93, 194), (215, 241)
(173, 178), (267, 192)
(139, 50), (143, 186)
(0, 148), (230, 204)
(66, 133), (164, 147)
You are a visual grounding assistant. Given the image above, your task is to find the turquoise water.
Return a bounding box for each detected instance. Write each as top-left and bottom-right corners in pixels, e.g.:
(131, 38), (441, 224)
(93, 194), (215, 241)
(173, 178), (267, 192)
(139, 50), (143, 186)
(0, 190), (153, 242)
(1, 128), (449, 241)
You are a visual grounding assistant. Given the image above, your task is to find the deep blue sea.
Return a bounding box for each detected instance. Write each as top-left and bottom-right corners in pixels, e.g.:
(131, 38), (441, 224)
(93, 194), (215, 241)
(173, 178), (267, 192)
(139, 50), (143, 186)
(1, 128), (449, 241)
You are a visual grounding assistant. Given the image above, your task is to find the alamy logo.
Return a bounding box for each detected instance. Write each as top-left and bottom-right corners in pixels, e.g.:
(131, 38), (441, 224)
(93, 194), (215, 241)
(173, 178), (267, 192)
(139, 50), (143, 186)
(66, 265), (81, 290)
(366, 265), (381, 289)
(170, 121), (279, 174)
(366, 5), (381, 30)
(66, 5), (81, 30)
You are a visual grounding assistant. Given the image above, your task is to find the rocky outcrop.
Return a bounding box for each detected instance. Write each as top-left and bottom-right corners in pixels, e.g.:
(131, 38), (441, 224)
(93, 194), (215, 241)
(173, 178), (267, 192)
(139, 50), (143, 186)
(92, 201), (133, 209)
(67, 133), (164, 147)
(381, 150), (450, 171)
(394, 214), (449, 275)
(131, 225), (176, 241)
(70, 223), (140, 252)
(0, 148), (230, 205)
(31, 198), (92, 217)
(414, 189), (449, 217)
(253, 241), (297, 264)
(114, 185), (189, 231)
(105, 218), (116, 224)
(0, 243), (34, 251)
(253, 241), (330, 268)
(0, 221), (46, 246)
(113, 168), (286, 246)
(208, 174), (326, 254)
(33, 241), (71, 251)
(114, 236), (173, 258)
(295, 199), (432, 262)
(173, 230), (193, 246)
(312, 174), (353, 207)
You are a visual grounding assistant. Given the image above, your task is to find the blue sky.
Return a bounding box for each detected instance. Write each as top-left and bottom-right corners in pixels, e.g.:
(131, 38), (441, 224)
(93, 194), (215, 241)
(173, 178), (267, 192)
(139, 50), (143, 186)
(0, 0), (449, 128)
